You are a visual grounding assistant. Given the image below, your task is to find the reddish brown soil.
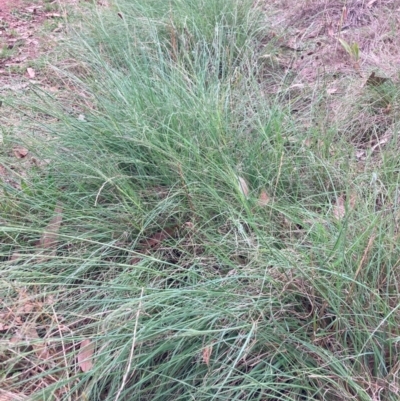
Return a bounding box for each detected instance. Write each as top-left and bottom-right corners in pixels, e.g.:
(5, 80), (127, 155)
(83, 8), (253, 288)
(0, 0), (61, 78)
(0, 0), (22, 16)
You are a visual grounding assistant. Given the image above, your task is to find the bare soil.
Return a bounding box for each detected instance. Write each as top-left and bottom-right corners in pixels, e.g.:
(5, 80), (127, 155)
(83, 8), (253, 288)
(261, 0), (400, 159)
(263, 0), (400, 81)
(0, 0), (62, 80)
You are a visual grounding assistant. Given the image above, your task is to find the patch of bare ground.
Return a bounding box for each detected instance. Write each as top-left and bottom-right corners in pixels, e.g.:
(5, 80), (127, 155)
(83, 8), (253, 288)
(261, 0), (400, 154)
(0, 0), (66, 82)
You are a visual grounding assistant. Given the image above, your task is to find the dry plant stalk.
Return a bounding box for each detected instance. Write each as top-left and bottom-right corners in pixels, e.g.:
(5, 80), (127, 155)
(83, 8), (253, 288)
(347, 230), (376, 303)
(115, 288), (144, 401)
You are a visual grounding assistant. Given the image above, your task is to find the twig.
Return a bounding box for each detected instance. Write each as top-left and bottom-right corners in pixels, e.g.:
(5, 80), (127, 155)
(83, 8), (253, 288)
(270, 151), (284, 218)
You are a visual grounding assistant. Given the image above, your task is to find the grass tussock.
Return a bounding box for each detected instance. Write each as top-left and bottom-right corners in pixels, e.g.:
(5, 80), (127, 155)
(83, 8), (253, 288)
(1, 0), (400, 400)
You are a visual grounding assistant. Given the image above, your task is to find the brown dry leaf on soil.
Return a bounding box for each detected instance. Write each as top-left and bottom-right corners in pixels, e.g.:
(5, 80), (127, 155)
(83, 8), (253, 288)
(333, 193), (357, 220)
(15, 288), (36, 315)
(258, 190), (270, 206)
(349, 191), (357, 209)
(0, 164), (6, 177)
(131, 222), (194, 263)
(202, 344), (213, 366)
(77, 339), (94, 372)
(9, 324), (50, 361)
(365, 72), (390, 87)
(238, 176), (249, 197)
(37, 203), (63, 258)
(26, 67), (35, 79)
(27, 325), (51, 360)
(129, 257), (142, 265)
(333, 196), (346, 220)
(0, 313), (11, 331)
(141, 226), (178, 250)
(13, 147), (29, 159)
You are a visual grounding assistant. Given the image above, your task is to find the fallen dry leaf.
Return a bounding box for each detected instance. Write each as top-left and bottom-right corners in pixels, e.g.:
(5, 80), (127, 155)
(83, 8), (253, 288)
(37, 203), (63, 256)
(26, 67), (35, 78)
(141, 226), (177, 250)
(10, 332), (22, 344)
(370, 133), (391, 154)
(184, 221), (194, 230)
(202, 344), (213, 366)
(238, 176), (249, 197)
(333, 196), (345, 220)
(355, 149), (365, 160)
(383, 103), (391, 114)
(16, 289), (32, 315)
(46, 13), (61, 18)
(23, 301), (34, 314)
(129, 257), (142, 265)
(78, 339), (94, 372)
(13, 146), (29, 159)
(27, 326), (50, 360)
(0, 312), (10, 331)
(258, 190), (270, 206)
(349, 192), (357, 210)
(303, 137), (312, 148)
(365, 72), (390, 87)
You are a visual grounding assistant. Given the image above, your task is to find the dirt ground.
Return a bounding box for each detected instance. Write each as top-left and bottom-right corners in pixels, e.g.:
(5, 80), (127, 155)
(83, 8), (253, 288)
(260, 0), (400, 160)
(0, 0), (22, 16)
(0, 0), (63, 82)
(263, 0), (400, 81)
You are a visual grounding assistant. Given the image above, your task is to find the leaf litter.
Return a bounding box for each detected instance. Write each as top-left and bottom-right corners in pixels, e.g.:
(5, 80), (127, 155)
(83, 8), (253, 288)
(77, 339), (95, 372)
(26, 67), (35, 79)
(202, 344), (213, 366)
(13, 146), (29, 158)
(333, 195), (346, 220)
(36, 202), (63, 259)
(257, 190), (270, 206)
(238, 176), (249, 198)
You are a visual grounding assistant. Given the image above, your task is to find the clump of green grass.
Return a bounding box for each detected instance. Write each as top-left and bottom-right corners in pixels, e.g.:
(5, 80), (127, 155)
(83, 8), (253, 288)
(1, 0), (400, 400)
